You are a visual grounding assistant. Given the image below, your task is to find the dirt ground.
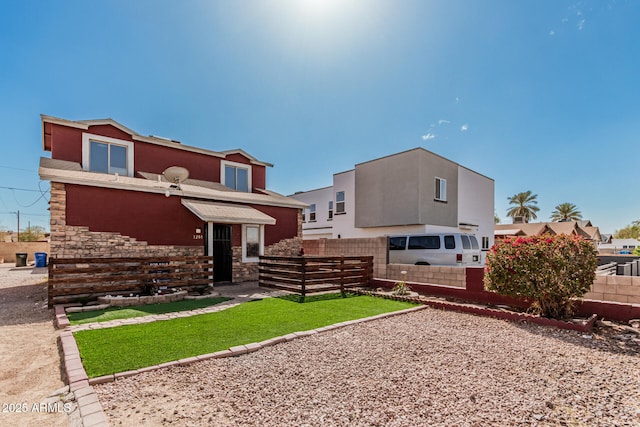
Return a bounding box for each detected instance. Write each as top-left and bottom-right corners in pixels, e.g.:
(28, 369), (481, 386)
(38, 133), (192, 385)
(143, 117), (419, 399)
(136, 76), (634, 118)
(0, 264), (68, 427)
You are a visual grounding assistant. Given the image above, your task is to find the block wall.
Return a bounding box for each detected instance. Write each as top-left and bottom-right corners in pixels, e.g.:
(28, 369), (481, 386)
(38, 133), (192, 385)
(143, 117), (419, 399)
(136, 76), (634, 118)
(303, 236), (388, 278)
(584, 275), (640, 304)
(386, 263), (466, 288)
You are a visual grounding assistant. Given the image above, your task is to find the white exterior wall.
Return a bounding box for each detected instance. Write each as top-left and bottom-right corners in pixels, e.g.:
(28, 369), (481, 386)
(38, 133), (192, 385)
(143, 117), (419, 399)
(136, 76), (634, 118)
(331, 170), (356, 239)
(290, 152), (495, 262)
(457, 166), (495, 263)
(292, 186), (334, 239)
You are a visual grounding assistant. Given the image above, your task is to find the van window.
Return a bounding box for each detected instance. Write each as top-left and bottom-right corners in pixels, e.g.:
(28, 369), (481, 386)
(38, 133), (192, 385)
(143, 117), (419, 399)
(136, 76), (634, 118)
(460, 235), (471, 249)
(389, 237), (407, 250)
(469, 235), (480, 250)
(444, 235), (455, 249)
(408, 235), (440, 249)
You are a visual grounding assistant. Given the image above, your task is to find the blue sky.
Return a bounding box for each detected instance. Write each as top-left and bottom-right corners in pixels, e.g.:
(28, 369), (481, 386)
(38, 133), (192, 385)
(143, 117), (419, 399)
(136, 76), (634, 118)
(1, 0), (638, 234)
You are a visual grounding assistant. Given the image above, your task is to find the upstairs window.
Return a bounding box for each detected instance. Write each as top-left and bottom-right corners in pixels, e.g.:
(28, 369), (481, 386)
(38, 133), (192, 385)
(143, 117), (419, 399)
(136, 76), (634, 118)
(435, 177), (447, 202)
(221, 160), (251, 192)
(82, 133), (134, 176)
(309, 204), (316, 222)
(335, 191), (345, 214)
(328, 201), (333, 220)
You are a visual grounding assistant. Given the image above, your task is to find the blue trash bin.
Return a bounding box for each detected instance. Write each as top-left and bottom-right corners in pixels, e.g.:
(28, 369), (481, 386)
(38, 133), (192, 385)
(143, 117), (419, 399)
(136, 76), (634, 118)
(35, 252), (47, 268)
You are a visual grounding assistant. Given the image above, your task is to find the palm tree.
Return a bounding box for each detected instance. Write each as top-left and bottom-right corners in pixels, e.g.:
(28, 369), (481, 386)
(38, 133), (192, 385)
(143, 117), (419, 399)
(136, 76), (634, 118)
(506, 191), (539, 223)
(550, 202), (582, 222)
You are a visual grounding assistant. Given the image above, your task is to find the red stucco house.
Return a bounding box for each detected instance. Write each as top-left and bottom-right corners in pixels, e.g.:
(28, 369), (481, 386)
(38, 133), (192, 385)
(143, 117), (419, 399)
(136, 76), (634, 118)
(38, 115), (306, 282)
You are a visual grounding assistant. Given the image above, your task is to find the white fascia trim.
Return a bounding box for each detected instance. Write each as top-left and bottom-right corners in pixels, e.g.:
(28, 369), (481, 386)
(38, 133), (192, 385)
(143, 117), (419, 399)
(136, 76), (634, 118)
(38, 167), (308, 209)
(221, 160), (252, 192)
(41, 115), (90, 130)
(132, 134), (226, 158)
(81, 133), (135, 177)
(41, 114), (226, 159)
(222, 149), (273, 167)
(241, 224), (264, 263)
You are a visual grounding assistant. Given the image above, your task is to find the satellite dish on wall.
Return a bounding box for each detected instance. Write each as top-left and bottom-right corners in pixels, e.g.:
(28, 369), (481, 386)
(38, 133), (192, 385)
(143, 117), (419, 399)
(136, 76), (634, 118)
(163, 166), (189, 185)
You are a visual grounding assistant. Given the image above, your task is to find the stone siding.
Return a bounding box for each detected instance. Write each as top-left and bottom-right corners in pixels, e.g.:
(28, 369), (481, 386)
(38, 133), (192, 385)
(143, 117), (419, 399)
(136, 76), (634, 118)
(232, 236), (303, 282)
(49, 182), (202, 259)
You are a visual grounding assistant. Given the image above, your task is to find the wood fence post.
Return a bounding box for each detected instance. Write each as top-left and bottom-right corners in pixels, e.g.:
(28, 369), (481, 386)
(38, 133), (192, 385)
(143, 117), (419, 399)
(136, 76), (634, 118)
(340, 256), (345, 297)
(300, 256), (306, 302)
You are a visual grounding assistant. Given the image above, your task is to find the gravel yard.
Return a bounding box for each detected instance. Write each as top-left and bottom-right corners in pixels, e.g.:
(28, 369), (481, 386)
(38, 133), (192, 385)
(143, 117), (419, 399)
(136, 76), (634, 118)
(96, 307), (640, 427)
(0, 265), (68, 427)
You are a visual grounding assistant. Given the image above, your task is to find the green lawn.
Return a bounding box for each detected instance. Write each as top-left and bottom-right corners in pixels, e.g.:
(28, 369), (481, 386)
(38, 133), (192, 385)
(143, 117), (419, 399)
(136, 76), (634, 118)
(67, 297), (232, 325)
(74, 294), (417, 377)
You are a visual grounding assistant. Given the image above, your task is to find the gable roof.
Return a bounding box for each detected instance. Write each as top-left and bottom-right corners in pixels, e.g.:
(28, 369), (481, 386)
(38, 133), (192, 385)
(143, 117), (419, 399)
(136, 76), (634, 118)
(41, 115), (273, 167)
(495, 220), (601, 241)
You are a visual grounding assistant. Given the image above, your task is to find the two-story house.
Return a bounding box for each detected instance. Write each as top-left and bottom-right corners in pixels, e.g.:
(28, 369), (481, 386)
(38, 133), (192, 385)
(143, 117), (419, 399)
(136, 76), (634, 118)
(290, 147), (495, 259)
(38, 115), (306, 282)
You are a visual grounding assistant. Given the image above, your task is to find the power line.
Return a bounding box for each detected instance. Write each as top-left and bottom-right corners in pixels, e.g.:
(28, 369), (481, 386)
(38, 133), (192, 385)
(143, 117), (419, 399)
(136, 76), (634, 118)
(0, 165), (36, 173)
(0, 186), (43, 192)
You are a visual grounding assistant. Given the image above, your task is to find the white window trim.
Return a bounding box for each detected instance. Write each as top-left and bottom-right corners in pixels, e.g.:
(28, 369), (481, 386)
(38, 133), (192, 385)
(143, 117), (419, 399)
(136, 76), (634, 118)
(309, 203), (316, 222)
(242, 224), (264, 262)
(435, 177), (447, 202)
(82, 133), (134, 177)
(335, 191), (346, 214)
(221, 160), (252, 192)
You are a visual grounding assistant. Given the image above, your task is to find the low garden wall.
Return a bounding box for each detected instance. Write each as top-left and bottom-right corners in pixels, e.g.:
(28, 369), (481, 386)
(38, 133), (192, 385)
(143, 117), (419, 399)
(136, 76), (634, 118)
(304, 236), (640, 321)
(0, 242), (50, 263)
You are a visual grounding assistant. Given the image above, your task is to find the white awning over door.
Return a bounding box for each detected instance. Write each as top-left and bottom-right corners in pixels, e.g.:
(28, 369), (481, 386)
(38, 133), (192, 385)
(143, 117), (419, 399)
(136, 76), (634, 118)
(182, 199), (276, 225)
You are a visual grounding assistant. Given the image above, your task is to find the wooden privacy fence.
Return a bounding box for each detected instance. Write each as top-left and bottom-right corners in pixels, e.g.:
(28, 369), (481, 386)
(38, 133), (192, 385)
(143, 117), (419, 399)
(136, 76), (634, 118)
(258, 255), (373, 299)
(48, 256), (213, 307)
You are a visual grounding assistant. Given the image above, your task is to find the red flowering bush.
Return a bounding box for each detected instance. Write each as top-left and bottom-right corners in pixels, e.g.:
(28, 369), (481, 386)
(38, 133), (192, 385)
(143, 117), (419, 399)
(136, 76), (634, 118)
(484, 234), (597, 319)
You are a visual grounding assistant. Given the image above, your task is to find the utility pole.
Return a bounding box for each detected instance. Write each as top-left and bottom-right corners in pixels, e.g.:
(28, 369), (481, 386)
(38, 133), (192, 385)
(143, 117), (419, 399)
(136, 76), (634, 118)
(16, 210), (19, 242)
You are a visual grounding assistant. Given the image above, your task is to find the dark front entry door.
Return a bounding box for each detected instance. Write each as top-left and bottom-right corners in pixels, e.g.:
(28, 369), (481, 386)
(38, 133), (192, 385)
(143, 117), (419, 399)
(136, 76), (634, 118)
(206, 224), (232, 283)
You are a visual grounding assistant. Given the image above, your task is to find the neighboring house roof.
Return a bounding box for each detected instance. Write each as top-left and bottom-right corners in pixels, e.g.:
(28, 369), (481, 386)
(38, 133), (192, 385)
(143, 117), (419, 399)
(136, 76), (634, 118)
(39, 158), (307, 210)
(601, 238), (640, 247)
(547, 222), (579, 236)
(494, 228), (525, 236)
(495, 223), (552, 236)
(495, 220), (601, 241)
(41, 114), (273, 167)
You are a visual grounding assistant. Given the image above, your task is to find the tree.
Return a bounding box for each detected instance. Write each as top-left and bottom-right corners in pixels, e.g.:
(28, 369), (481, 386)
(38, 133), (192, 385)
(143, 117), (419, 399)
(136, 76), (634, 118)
(550, 202), (582, 222)
(506, 191), (539, 223)
(494, 212), (501, 224)
(614, 222), (640, 239)
(484, 234), (597, 319)
(19, 225), (47, 242)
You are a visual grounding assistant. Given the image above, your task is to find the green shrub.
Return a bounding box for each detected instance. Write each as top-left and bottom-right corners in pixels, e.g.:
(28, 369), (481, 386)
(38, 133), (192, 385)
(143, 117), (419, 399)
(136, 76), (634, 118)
(484, 234), (597, 319)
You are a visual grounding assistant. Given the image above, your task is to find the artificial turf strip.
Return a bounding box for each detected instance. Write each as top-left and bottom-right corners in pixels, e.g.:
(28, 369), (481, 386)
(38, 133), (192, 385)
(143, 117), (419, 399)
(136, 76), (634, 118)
(67, 297), (232, 325)
(74, 294), (417, 377)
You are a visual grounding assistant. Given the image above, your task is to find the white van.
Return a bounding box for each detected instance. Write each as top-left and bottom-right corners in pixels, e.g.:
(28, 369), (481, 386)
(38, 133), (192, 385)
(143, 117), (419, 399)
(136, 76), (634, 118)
(388, 233), (482, 266)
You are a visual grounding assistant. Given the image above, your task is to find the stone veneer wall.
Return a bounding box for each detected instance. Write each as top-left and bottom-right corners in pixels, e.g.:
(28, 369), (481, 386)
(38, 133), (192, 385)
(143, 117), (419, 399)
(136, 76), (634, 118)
(49, 182), (202, 259)
(232, 236), (303, 282)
